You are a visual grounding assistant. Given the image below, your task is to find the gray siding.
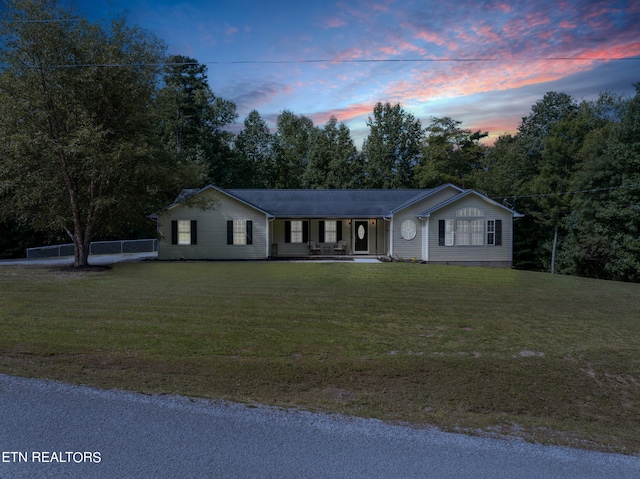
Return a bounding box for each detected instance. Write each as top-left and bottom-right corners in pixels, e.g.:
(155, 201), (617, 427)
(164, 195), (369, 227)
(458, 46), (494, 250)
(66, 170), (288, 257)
(158, 190), (268, 260)
(392, 187), (460, 260)
(427, 195), (513, 264)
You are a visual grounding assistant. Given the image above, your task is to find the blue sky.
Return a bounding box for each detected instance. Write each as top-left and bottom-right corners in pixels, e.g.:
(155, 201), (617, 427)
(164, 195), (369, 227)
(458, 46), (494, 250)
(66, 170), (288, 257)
(76, 0), (639, 147)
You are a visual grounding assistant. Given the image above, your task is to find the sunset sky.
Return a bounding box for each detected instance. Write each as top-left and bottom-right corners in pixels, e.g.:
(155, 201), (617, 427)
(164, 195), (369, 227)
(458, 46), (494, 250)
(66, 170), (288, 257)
(78, 0), (639, 147)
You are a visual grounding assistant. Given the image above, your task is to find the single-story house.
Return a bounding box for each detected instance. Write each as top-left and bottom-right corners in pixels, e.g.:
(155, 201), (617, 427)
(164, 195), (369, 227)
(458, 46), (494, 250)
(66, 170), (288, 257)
(154, 183), (523, 267)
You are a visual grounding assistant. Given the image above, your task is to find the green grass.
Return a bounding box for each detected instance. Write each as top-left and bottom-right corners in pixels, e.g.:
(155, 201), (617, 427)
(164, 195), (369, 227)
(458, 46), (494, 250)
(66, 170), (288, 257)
(1, 261), (640, 454)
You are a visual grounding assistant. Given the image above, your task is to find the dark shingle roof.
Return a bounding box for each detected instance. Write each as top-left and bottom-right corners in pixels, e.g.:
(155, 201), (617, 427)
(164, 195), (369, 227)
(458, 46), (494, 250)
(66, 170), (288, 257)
(225, 188), (437, 218)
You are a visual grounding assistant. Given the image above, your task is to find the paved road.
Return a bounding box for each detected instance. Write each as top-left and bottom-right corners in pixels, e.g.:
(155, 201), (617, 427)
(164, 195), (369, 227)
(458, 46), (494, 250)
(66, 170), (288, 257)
(0, 375), (638, 478)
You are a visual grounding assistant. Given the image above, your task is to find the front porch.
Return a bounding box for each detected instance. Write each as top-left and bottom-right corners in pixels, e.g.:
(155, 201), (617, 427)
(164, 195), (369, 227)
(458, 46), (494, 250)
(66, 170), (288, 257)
(268, 218), (388, 259)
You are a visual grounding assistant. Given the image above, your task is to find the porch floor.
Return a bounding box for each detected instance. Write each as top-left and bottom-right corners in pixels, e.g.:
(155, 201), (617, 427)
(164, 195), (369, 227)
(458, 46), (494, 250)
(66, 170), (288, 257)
(269, 255), (383, 262)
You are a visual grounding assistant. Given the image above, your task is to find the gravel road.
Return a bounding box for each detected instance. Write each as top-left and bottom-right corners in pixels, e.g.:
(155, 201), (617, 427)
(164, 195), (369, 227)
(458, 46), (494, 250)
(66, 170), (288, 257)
(0, 374), (638, 478)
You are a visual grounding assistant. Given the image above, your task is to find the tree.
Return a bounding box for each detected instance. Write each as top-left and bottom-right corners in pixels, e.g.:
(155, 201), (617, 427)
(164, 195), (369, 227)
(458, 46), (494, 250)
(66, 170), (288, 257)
(568, 87), (640, 281)
(516, 91), (578, 182)
(302, 117), (360, 188)
(362, 102), (422, 188)
(502, 92), (578, 272)
(0, 0), (182, 267)
(415, 116), (488, 189)
(156, 55), (238, 187)
(272, 110), (314, 188)
(234, 110), (275, 188)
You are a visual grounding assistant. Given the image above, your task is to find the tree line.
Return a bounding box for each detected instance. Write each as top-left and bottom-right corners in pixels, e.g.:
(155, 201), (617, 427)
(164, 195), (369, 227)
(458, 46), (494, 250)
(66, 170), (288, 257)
(1, 0), (638, 280)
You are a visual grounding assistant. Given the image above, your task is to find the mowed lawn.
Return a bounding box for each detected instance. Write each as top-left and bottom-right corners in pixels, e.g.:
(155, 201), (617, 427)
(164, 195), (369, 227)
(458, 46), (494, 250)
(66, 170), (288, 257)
(1, 261), (639, 453)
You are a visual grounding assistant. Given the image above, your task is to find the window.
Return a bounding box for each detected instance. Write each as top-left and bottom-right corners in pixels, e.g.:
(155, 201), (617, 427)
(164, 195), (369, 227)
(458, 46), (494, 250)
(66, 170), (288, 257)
(178, 220), (191, 245)
(487, 219), (502, 246)
(233, 220), (246, 245)
(285, 220), (309, 243)
(171, 220), (197, 245)
(439, 219), (455, 246)
(456, 220), (470, 245)
(227, 220), (253, 245)
(487, 220), (495, 245)
(324, 220), (337, 243)
(471, 219), (484, 245)
(439, 212), (501, 247)
(319, 220), (342, 243)
(445, 219), (454, 246)
(456, 207), (484, 217)
(290, 220), (303, 243)
(401, 219), (417, 240)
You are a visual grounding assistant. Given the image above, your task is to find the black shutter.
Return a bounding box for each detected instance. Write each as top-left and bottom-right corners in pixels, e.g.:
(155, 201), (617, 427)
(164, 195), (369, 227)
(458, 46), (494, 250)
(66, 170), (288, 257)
(285, 221), (291, 243)
(438, 220), (445, 246)
(190, 220), (197, 245)
(319, 221), (325, 243)
(171, 220), (178, 245)
(495, 220), (502, 246)
(337, 221), (343, 241)
(246, 221), (253, 245)
(227, 220), (233, 245)
(303, 221), (309, 243)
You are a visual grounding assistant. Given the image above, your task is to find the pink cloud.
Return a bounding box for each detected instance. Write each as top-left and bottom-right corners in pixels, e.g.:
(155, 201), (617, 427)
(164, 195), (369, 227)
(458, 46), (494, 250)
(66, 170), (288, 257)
(323, 17), (348, 29)
(307, 103), (374, 126)
(412, 29), (448, 47)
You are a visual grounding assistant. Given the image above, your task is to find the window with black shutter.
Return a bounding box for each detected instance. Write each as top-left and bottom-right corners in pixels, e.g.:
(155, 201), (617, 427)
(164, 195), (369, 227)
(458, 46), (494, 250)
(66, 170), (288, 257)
(227, 220), (233, 245)
(191, 220), (197, 245)
(171, 220), (178, 245)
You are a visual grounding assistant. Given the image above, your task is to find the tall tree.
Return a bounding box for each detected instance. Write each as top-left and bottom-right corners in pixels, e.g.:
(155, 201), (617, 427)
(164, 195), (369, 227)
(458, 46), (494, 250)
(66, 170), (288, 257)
(568, 87), (640, 282)
(0, 0), (181, 266)
(302, 117), (360, 189)
(272, 110), (314, 188)
(157, 55), (237, 186)
(234, 110), (275, 188)
(362, 102), (423, 188)
(505, 91), (578, 272)
(516, 91), (578, 183)
(415, 116), (488, 189)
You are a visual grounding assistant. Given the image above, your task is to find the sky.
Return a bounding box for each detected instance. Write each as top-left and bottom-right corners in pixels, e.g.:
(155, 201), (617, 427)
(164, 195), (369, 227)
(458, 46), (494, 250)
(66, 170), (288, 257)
(75, 0), (639, 147)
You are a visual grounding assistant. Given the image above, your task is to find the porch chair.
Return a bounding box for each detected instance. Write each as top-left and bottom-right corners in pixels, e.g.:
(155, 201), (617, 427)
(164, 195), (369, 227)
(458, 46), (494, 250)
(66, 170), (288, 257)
(308, 240), (321, 255)
(333, 240), (347, 255)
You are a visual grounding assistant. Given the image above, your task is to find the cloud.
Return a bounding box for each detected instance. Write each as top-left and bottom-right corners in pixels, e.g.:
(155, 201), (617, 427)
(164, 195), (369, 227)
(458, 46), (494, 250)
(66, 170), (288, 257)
(225, 80), (295, 115)
(323, 17), (347, 29)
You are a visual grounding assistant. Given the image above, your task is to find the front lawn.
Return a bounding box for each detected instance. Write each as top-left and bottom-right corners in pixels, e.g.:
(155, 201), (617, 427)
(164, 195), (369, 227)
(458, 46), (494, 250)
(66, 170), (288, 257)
(1, 261), (639, 453)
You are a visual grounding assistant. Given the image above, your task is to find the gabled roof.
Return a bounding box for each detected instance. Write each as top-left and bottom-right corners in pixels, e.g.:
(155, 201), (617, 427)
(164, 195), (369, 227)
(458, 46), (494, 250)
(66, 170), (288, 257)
(224, 187), (442, 218)
(162, 184), (521, 219)
(416, 190), (524, 218)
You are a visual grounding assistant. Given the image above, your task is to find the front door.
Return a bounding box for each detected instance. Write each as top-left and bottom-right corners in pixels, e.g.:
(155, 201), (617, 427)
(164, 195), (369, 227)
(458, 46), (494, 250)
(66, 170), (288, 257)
(354, 221), (369, 253)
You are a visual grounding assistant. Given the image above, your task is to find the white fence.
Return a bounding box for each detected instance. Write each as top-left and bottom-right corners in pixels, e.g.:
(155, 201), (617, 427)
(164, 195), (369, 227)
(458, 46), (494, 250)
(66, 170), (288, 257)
(26, 239), (158, 259)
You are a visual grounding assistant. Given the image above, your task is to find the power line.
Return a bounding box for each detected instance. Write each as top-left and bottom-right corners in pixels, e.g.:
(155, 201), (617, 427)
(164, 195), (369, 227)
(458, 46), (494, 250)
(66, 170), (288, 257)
(1, 19), (80, 23)
(19, 56), (640, 69)
(496, 183), (640, 206)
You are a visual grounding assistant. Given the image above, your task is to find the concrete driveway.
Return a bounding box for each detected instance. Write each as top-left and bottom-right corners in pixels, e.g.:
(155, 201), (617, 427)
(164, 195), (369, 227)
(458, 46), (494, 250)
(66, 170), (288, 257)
(0, 252), (157, 266)
(1, 374), (638, 479)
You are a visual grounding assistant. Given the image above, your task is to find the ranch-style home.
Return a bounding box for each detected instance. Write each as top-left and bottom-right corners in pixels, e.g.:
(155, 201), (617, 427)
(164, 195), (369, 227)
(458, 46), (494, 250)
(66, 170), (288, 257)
(155, 184), (523, 267)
